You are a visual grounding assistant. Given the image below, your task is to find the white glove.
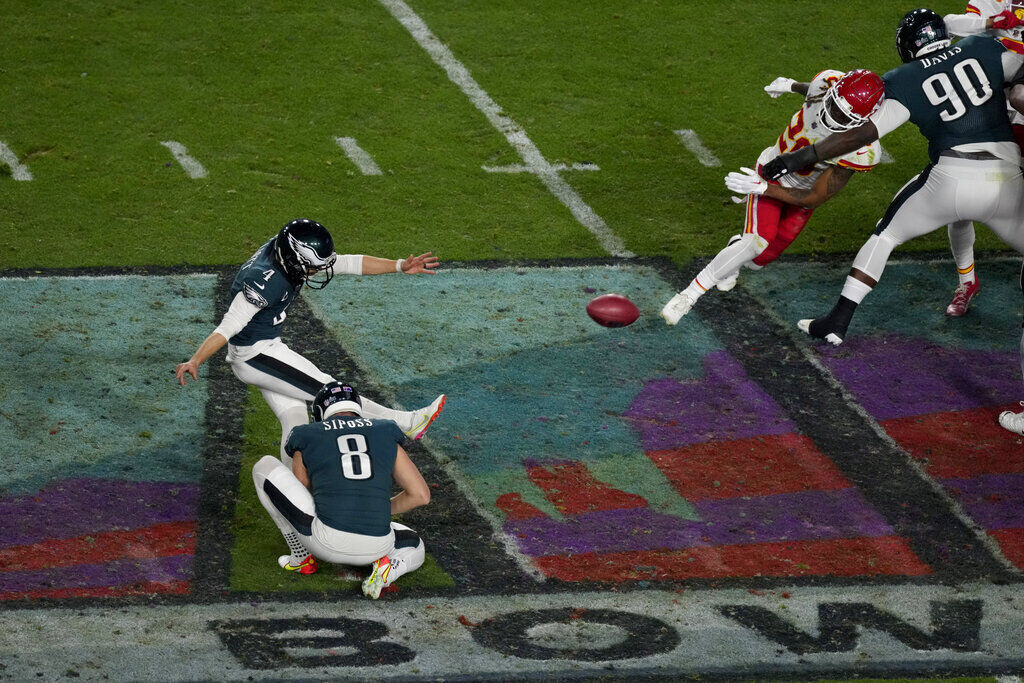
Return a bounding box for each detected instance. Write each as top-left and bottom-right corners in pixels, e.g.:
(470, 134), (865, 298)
(764, 76), (797, 98)
(725, 167), (768, 198)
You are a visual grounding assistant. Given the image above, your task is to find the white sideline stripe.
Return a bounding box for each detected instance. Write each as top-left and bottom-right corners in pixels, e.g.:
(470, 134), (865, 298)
(482, 162), (600, 173)
(881, 148), (895, 164)
(333, 136), (383, 175)
(159, 140), (208, 179)
(379, 0), (633, 258)
(996, 676), (1023, 683)
(674, 129), (721, 167)
(0, 141), (33, 181)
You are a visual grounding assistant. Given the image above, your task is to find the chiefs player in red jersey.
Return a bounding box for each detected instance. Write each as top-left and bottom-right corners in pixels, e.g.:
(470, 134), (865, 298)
(662, 69), (885, 325)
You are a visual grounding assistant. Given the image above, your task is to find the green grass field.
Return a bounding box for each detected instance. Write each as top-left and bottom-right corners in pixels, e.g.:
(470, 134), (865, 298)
(4, 1), (1022, 680)
(4, 0), (993, 271)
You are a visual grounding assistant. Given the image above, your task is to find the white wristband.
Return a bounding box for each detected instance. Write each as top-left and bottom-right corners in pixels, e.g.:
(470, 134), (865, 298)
(395, 258), (405, 273)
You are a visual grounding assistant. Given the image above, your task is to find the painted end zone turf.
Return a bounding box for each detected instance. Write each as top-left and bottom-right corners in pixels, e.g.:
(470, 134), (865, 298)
(0, 274), (213, 599)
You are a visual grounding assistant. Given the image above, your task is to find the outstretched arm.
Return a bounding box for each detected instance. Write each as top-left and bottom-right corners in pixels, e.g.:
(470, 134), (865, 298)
(725, 164), (856, 209)
(174, 291), (260, 385)
(761, 122), (879, 181)
(763, 76), (810, 98)
(359, 252), (440, 275)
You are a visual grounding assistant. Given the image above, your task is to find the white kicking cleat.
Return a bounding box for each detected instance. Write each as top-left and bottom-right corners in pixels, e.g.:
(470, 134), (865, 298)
(405, 394), (446, 440)
(362, 556), (401, 599)
(999, 402), (1024, 436)
(660, 292), (695, 325)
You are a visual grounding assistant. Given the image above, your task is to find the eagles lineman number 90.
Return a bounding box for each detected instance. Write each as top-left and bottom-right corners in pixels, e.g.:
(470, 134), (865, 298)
(921, 57), (994, 121)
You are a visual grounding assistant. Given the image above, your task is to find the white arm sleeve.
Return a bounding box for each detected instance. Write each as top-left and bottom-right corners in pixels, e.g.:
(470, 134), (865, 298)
(943, 12), (987, 37)
(1003, 50), (1024, 83)
(869, 99), (912, 139)
(334, 253), (363, 275)
(212, 291), (262, 341)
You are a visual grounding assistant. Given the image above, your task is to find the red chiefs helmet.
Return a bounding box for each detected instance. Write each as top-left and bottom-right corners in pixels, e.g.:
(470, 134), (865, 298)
(818, 69), (885, 133)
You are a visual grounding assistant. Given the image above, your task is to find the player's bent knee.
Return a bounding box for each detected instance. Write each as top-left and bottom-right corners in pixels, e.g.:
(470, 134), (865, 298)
(253, 455), (282, 481)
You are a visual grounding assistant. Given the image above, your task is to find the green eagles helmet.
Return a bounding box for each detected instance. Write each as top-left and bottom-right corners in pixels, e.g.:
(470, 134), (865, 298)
(274, 219), (337, 289)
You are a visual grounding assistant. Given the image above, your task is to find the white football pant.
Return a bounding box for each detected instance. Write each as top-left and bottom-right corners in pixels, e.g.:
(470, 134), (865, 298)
(252, 455), (426, 575)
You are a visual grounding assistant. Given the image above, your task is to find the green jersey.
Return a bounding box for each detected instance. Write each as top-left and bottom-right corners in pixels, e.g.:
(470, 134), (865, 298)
(882, 35), (1014, 163)
(285, 417), (407, 536)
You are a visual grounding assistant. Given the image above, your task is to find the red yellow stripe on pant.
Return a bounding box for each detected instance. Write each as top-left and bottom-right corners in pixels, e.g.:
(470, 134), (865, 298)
(744, 194), (756, 235)
(1001, 37), (1024, 54)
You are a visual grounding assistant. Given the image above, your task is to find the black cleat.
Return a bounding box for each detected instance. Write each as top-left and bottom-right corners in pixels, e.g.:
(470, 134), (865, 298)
(798, 316), (847, 346)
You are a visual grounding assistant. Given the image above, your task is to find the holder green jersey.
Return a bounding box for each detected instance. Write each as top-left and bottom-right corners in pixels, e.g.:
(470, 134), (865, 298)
(285, 417), (406, 536)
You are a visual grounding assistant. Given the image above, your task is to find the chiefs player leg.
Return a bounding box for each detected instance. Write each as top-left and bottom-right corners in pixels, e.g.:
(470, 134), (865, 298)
(751, 203), (815, 267)
(252, 455), (318, 572)
(662, 193), (780, 323)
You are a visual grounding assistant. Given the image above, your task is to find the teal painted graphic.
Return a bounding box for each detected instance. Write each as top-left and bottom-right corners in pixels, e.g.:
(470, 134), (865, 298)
(0, 275), (214, 495)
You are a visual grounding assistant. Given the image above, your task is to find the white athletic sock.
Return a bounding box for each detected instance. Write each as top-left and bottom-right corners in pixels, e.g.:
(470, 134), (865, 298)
(283, 531), (310, 564)
(840, 276), (874, 304)
(948, 221), (976, 284)
(685, 234), (764, 300)
(278, 405), (309, 467)
(358, 397), (410, 427)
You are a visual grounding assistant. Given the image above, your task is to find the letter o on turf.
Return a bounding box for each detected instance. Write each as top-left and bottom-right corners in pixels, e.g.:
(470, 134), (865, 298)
(469, 608), (679, 661)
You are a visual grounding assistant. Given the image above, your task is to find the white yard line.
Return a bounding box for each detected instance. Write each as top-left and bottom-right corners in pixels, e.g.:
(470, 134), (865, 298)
(333, 136), (383, 175)
(159, 140), (208, 179)
(0, 141), (33, 181)
(482, 162), (600, 173)
(379, 0), (633, 258)
(881, 148), (896, 164)
(674, 129), (721, 167)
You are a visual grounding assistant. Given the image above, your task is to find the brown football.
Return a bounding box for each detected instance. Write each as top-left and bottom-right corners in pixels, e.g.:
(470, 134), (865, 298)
(586, 293), (640, 328)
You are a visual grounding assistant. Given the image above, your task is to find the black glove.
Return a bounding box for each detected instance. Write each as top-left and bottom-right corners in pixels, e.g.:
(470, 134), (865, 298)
(760, 144), (819, 181)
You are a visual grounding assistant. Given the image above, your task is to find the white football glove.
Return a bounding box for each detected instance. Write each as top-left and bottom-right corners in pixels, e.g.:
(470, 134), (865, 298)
(725, 167), (768, 198)
(764, 76), (797, 98)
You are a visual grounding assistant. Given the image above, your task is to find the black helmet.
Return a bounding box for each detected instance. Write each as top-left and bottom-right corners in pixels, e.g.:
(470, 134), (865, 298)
(274, 219), (337, 288)
(312, 381), (362, 421)
(896, 8), (950, 63)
